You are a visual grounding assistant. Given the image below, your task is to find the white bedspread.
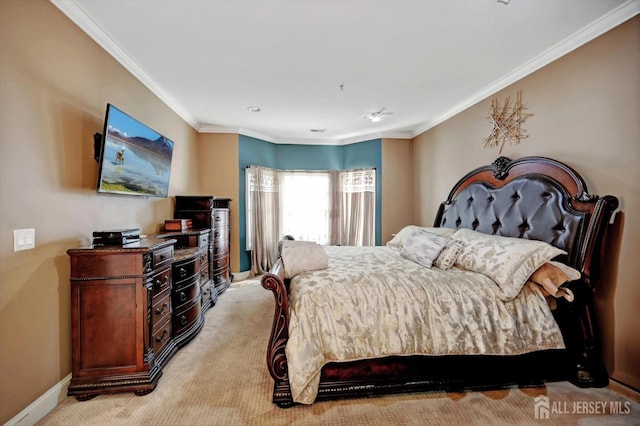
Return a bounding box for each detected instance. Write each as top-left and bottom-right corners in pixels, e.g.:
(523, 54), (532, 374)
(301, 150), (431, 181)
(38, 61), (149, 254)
(285, 245), (565, 404)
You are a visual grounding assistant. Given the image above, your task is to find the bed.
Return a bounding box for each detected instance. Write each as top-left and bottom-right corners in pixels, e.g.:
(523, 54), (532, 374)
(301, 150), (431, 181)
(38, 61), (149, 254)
(261, 156), (619, 407)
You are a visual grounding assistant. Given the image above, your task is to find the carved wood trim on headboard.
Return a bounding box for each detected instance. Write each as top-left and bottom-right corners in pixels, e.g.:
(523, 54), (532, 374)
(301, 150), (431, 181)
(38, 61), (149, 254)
(433, 156), (619, 288)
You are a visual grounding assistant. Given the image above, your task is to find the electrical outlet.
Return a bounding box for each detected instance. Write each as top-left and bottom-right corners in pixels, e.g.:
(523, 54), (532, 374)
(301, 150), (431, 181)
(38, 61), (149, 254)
(13, 228), (35, 251)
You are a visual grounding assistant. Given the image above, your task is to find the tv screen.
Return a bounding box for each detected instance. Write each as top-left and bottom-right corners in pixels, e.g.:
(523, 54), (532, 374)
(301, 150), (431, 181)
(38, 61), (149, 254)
(97, 104), (174, 198)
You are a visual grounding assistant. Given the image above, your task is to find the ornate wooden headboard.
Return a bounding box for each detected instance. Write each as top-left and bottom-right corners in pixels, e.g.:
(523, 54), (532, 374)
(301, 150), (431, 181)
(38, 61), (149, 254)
(433, 156), (619, 288)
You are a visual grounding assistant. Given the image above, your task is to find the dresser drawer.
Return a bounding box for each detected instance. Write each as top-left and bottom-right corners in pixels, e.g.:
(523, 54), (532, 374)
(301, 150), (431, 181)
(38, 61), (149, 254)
(151, 318), (172, 356)
(151, 268), (171, 297)
(212, 269), (230, 286)
(151, 291), (171, 327)
(198, 249), (208, 264)
(199, 264), (210, 282)
(173, 299), (202, 336)
(173, 280), (200, 311)
(211, 227), (228, 242)
(212, 253), (229, 272)
(201, 282), (212, 304)
(212, 211), (228, 228)
(152, 246), (174, 270)
(212, 239), (228, 257)
(173, 257), (201, 290)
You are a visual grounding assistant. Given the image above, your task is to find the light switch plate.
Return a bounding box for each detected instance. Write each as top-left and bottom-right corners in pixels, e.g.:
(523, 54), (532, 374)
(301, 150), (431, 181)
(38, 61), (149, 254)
(13, 228), (35, 251)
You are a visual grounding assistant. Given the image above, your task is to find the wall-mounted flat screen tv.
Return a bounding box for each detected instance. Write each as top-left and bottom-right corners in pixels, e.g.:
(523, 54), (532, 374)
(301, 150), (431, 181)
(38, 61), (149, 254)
(97, 104), (174, 198)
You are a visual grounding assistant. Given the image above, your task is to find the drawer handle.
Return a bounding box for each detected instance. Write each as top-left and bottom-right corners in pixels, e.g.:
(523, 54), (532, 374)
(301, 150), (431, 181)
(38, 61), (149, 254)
(155, 276), (169, 289)
(215, 216), (221, 222)
(180, 315), (188, 325)
(159, 254), (166, 261)
(154, 303), (168, 316)
(179, 292), (187, 302)
(179, 267), (187, 278)
(214, 231), (220, 237)
(155, 330), (169, 343)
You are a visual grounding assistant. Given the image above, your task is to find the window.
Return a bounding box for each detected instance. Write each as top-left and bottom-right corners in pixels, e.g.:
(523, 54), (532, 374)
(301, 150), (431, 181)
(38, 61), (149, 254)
(245, 165), (375, 274)
(280, 172), (331, 244)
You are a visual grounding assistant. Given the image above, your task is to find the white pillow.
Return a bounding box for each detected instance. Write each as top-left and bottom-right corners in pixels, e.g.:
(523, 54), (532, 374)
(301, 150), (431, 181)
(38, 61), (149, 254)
(399, 232), (450, 268)
(453, 228), (566, 301)
(387, 225), (455, 249)
(281, 243), (329, 278)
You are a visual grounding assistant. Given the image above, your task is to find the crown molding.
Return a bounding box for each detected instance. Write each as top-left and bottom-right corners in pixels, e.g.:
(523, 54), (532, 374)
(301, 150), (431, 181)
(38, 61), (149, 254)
(50, 0), (199, 129)
(199, 125), (412, 145)
(411, 0), (639, 138)
(51, 0), (639, 145)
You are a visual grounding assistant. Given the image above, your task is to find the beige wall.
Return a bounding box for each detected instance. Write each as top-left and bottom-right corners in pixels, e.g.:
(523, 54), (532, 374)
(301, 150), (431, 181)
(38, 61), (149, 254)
(0, 0), (200, 422)
(381, 138), (414, 244)
(196, 133), (241, 273)
(413, 16), (640, 390)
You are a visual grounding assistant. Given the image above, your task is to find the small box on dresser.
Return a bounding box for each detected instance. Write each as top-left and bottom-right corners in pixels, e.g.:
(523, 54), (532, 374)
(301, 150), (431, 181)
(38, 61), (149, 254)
(174, 196), (232, 302)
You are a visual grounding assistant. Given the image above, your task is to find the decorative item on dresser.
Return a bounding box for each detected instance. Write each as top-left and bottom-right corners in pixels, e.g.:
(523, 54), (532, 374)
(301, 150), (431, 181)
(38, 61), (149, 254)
(174, 196), (232, 301)
(67, 237), (176, 400)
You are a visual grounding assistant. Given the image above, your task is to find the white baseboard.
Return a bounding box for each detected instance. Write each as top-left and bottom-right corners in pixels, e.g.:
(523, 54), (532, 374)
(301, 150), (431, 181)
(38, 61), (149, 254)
(5, 374), (71, 426)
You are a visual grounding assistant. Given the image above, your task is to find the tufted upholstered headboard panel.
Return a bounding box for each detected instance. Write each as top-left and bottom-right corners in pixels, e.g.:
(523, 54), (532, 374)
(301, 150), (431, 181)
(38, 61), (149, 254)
(433, 156), (619, 286)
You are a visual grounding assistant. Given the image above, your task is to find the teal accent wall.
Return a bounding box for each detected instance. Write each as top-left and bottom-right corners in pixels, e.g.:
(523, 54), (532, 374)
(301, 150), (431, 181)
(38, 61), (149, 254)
(238, 135), (277, 272)
(275, 144), (343, 170)
(238, 136), (382, 271)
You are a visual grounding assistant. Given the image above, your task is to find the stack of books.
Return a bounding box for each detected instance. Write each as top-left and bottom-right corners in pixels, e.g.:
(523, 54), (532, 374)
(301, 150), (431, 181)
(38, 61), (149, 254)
(164, 219), (193, 232)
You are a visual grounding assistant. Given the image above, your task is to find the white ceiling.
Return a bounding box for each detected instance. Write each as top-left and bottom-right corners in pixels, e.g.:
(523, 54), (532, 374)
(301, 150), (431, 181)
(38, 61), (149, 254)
(51, 0), (638, 145)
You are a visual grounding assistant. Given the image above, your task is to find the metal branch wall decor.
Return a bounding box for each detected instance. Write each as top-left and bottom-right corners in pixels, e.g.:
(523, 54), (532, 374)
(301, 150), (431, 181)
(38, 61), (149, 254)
(483, 90), (533, 154)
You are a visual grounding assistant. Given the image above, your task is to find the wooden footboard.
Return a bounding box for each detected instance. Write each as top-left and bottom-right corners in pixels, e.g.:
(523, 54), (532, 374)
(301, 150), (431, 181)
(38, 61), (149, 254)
(260, 258), (606, 409)
(260, 259), (295, 407)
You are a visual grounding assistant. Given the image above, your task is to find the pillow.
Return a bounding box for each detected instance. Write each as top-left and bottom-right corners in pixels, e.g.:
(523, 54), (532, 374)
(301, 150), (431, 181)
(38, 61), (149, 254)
(453, 228), (566, 301)
(434, 238), (464, 270)
(399, 232), (450, 268)
(386, 225), (455, 249)
(530, 261), (581, 301)
(281, 242), (329, 279)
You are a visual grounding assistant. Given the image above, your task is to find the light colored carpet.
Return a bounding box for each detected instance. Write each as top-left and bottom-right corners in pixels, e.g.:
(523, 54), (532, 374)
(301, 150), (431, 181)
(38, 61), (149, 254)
(39, 280), (640, 426)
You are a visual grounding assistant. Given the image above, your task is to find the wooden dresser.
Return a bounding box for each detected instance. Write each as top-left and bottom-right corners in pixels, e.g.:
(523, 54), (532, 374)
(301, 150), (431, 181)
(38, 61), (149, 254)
(67, 237), (176, 400)
(174, 196), (232, 300)
(67, 234), (211, 400)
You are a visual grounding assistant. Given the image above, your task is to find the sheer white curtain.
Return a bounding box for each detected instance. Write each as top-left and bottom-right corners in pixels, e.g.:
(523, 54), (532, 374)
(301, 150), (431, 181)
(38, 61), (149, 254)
(246, 166), (281, 276)
(337, 169), (376, 246)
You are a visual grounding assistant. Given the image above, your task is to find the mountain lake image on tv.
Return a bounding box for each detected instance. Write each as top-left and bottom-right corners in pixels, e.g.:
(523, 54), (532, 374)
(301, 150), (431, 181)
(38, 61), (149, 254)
(97, 104), (174, 198)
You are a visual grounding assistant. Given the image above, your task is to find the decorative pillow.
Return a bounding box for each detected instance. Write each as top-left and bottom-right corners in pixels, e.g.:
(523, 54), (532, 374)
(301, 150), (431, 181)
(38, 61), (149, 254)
(453, 228), (566, 301)
(434, 238), (464, 270)
(281, 242), (329, 279)
(530, 261), (581, 301)
(399, 232), (450, 268)
(387, 225), (455, 249)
